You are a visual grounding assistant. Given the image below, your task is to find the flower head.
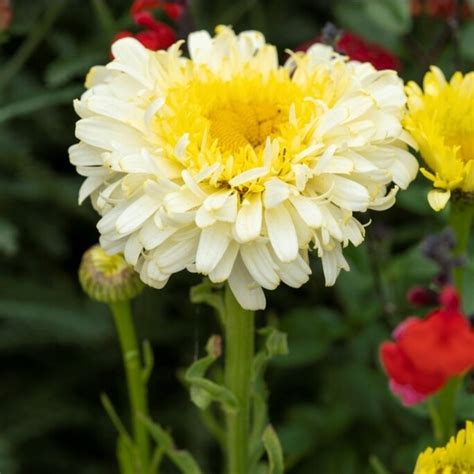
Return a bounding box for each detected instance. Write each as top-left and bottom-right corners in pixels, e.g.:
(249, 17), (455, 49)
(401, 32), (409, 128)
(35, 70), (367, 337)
(79, 245), (144, 303)
(70, 26), (418, 310)
(405, 67), (474, 210)
(380, 287), (474, 405)
(414, 421), (474, 473)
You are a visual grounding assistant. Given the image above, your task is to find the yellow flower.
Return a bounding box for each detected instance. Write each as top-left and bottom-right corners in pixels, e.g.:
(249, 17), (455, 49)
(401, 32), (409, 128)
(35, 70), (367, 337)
(70, 26), (418, 310)
(405, 67), (474, 211)
(414, 421), (474, 473)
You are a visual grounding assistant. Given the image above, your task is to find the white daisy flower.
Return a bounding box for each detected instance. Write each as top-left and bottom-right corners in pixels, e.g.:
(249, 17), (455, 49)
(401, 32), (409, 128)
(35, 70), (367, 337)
(70, 26), (418, 310)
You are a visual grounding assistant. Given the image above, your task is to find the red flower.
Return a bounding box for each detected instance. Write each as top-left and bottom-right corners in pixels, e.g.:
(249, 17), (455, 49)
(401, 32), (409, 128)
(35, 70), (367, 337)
(411, 0), (472, 18)
(0, 0), (12, 32)
(380, 287), (474, 405)
(113, 0), (182, 53)
(296, 31), (400, 71)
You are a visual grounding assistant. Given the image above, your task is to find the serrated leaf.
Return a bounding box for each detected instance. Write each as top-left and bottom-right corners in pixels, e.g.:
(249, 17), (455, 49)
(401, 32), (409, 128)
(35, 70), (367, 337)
(185, 335), (238, 412)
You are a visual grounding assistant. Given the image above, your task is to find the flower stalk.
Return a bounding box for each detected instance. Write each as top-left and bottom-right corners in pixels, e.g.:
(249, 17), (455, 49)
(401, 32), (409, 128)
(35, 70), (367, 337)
(109, 300), (150, 472)
(449, 197), (473, 295)
(224, 284), (254, 474)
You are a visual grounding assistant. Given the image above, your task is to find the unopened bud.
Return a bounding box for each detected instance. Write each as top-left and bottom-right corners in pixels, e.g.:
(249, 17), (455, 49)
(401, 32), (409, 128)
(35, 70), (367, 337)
(79, 245), (144, 303)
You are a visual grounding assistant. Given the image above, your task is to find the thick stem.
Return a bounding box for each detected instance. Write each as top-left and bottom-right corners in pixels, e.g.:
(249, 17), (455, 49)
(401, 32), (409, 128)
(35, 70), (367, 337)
(449, 199), (473, 295)
(224, 285), (254, 474)
(109, 301), (150, 472)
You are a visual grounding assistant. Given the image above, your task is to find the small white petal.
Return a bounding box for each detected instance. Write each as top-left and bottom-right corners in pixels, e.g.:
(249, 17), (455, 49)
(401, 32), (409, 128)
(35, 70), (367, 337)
(427, 189), (451, 211)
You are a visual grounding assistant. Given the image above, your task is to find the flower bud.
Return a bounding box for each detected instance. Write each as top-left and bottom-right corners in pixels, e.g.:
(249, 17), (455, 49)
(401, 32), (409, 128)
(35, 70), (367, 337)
(79, 245), (144, 303)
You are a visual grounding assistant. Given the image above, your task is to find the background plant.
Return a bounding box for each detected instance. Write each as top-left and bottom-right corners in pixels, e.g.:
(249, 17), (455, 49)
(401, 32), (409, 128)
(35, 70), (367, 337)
(0, 1), (473, 473)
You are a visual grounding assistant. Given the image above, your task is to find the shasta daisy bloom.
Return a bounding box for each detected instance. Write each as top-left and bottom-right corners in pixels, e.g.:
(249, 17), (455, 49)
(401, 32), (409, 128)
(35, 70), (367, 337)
(70, 26), (418, 310)
(414, 421), (474, 473)
(405, 67), (474, 211)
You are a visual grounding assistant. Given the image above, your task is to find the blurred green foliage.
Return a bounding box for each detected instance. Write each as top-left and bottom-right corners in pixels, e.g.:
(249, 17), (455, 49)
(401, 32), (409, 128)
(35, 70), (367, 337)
(0, 0), (473, 473)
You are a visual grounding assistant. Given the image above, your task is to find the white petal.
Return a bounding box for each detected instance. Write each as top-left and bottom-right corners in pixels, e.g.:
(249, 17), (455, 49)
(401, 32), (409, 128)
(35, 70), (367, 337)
(228, 256), (266, 310)
(124, 233), (142, 265)
(263, 178), (290, 208)
(187, 30), (212, 63)
(79, 176), (103, 204)
(315, 175), (370, 212)
(265, 205), (299, 263)
(76, 117), (143, 152)
(139, 218), (177, 250)
(116, 195), (159, 235)
(195, 223), (231, 274)
(209, 241), (239, 283)
(289, 195), (322, 228)
(229, 167), (268, 187)
(109, 38), (153, 88)
(276, 252), (311, 288)
(235, 193), (262, 242)
(69, 143), (103, 166)
(427, 189), (451, 211)
(240, 242), (280, 290)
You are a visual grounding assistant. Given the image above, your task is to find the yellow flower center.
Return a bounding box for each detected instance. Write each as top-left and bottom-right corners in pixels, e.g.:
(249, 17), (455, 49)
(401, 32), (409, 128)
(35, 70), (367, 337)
(154, 64), (326, 191)
(208, 101), (284, 153)
(444, 123), (474, 163)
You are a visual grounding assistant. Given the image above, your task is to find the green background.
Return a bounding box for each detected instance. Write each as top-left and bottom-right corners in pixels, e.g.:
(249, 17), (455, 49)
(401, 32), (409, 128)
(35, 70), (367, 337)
(1, 0), (473, 472)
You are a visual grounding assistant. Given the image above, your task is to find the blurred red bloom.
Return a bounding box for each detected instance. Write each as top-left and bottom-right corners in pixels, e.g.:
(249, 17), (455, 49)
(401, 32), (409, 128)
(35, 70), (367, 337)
(380, 287), (474, 406)
(411, 0), (472, 18)
(0, 0), (12, 32)
(297, 31), (400, 71)
(113, 0), (184, 53)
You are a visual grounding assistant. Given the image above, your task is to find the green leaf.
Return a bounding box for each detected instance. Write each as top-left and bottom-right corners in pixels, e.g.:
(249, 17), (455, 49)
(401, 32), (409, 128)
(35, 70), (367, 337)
(262, 425), (284, 474)
(141, 339), (154, 385)
(460, 22), (474, 61)
(363, 0), (412, 35)
(0, 85), (82, 123)
(0, 218), (19, 256)
(117, 436), (137, 474)
(369, 455), (391, 474)
(100, 393), (134, 448)
(45, 51), (103, 87)
(141, 416), (203, 474)
(185, 335), (238, 412)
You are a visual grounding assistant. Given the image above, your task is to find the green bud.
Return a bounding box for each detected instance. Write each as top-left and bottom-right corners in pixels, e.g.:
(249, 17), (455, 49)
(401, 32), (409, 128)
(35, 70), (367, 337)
(79, 245), (144, 303)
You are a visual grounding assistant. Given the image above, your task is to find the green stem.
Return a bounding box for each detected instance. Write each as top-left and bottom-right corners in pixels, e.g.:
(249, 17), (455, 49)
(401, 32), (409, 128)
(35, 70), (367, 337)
(429, 377), (462, 445)
(109, 301), (150, 472)
(224, 285), (254, 474)
(0, 0), (65, 93)
(449, 198), (473, 295)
